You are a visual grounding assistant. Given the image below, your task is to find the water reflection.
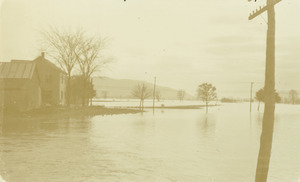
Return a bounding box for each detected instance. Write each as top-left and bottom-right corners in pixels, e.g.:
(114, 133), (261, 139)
(0, 115), (93, 182)
(197, 114), (216, 137)
(0, 103), (300, 182)
(0, 116), (92, 135)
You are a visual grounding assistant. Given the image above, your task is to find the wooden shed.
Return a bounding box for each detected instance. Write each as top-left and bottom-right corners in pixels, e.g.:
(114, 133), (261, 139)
(0, 62), (41, 111)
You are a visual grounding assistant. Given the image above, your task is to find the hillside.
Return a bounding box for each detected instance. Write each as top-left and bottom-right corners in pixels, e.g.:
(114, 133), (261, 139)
(93, 77), (194, 100)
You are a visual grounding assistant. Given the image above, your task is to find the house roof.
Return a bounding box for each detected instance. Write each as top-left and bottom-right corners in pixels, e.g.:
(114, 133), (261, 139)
(0, 62), (36, 79)
(33, 56), (66, 74)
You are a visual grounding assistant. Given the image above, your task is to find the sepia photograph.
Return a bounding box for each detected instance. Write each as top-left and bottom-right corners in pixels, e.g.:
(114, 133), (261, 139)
(0, 0), (300, 181)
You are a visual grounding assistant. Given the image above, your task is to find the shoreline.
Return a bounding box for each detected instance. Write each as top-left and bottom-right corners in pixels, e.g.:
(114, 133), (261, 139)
(0, 104), (221, 121)
(1, 106), (142, 121)
(129, 104), (220, 109)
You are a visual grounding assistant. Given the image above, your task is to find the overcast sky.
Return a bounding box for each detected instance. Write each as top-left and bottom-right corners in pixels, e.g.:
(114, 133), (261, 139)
(0, 0), (299, 98)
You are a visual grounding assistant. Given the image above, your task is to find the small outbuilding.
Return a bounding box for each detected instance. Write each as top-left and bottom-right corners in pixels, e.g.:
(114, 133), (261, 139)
(0, 61), (41, 111)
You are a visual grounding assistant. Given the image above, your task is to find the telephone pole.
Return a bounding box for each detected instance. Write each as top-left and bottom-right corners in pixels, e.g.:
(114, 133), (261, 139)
(250, 82), (254, 112)
(248, 0), (282, 181)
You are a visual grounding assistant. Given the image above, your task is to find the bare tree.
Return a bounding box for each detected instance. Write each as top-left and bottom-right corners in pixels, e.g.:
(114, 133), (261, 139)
(289, 90), (298, 104)
(76, 36), (109, 79)
(75, 36), (109, 106)
(156, 91), (162, 102)
(43, 27), (110, 107)
(197, 83), (217, 113)
(132, 83), (152, 110)
(42, 27), (83, 106)
(177, 90), (185, 102)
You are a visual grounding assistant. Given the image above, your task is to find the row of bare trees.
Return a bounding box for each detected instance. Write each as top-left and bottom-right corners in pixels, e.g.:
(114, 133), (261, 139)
(131, 82), (218, 112)
(132, 83), (299, 113)
(42, 27), (109, 106)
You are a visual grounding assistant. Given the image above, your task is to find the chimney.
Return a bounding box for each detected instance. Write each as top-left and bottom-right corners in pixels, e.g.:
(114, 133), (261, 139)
(41, 52), (45, 58)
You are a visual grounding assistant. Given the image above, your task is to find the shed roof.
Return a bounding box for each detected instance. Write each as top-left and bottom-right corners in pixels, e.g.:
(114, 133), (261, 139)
(10, 55), (66, 74)
(0, 62), (36, 79)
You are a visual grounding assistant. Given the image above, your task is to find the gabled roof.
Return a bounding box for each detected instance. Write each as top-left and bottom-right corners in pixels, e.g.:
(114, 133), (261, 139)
(0, 62), (36, 79)
(33, 56), (66, 74)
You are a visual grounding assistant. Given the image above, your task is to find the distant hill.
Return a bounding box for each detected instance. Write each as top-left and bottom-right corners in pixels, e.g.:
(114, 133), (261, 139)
(92, 77), (194, 100)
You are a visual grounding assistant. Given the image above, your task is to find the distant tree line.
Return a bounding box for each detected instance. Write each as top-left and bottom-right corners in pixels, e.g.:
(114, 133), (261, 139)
(220, 97), (241, 103)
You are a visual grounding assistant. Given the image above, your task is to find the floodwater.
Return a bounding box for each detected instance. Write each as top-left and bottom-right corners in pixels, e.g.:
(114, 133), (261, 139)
(0, 103), (300, 182)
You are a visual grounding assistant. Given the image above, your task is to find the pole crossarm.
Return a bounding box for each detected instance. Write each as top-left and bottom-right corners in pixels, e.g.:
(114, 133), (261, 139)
(248, 0), (282, 20)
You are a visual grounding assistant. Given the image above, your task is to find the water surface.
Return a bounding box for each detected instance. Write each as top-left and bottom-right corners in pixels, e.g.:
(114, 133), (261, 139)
(0, 103), (300, 182)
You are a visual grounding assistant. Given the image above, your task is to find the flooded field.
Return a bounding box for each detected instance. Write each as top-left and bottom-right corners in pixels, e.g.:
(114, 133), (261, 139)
(0, 103), (300, 182)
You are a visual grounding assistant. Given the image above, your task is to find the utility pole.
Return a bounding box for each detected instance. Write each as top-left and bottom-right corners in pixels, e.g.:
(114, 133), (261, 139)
(250, 82), (254, 112)
(248, 0), (282, 181)
(152, 76), (156, 110)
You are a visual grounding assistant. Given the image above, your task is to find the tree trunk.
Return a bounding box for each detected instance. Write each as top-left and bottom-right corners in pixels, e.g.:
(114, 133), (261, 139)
(66, 73), (71, 107)
(255, 2), (276, 182)
(205, 101), (208, 114)
(139, 100), (142, 110)
(258, 101), (260, 111)
(81, 79), (86, 107)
